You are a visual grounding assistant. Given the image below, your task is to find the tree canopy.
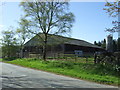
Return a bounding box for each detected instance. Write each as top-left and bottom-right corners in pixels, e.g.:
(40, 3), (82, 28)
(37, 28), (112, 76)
(104, 1), (120, 33)
(20, 1), (75, 60)
(1, 29), (18, 58)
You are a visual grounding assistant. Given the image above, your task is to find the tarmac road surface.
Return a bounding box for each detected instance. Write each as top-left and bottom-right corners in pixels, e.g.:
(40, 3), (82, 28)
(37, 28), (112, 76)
(0, 62), (118, 88)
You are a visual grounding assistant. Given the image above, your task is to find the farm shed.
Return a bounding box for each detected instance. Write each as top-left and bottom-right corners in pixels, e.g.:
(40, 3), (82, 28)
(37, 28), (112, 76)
(23, 33), (105, 58)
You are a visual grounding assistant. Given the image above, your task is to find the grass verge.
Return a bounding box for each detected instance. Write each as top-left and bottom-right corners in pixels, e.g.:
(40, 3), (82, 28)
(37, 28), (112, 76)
(4, 58), (120, 86)
(0, 58), (2, 62)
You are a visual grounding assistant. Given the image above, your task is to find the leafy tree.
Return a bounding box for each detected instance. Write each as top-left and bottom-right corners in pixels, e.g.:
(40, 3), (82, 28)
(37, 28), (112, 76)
(94, 41), (97, 46)
(97, 41), (102, 47)
(104, 1), (120, 51)
(94, 39), (106, 49)
(113, 39), (117, 52)
(104, 1), (119, 34)
(101, 39), (106, 49)
(117, 38), (120, 51)
(1, 29), (18, 58)
(104, 1), (119, 33)
(104, 1), (119, 17)
(20, 1), (75, 60)
(17, 17), (32, 58)
(94, 39), (119, 52)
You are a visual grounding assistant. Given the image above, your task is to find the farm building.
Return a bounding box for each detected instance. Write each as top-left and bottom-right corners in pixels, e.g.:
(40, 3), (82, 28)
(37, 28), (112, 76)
(23, 33), (105, 58)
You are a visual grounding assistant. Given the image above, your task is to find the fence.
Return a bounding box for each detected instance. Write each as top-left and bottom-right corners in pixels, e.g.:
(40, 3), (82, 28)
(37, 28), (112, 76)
(25, 53), (94, 63)
(47, 53), (94, 63)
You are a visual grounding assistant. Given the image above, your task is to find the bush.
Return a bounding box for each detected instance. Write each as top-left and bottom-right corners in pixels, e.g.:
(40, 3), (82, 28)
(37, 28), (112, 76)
(95, 51), (120, 73)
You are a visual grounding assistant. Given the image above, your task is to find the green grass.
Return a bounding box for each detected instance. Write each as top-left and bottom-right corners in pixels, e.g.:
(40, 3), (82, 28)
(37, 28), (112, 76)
(0, 58), (3, 61)
(5, 58), (120, 86)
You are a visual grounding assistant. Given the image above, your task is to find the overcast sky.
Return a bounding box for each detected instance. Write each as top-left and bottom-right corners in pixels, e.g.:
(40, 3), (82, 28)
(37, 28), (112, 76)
(0, 1), (118, 44)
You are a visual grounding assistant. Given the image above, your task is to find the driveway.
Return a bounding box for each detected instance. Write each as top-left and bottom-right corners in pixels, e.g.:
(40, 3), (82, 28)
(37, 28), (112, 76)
(0, 62), (118, 88)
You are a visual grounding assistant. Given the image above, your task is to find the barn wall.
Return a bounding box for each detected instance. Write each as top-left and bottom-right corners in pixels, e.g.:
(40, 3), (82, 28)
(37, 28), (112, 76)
(46, 44), (64, 57)
(64, 44), (105, 56)
(23, 44), (65, 58)
(23, 44), (105, 58)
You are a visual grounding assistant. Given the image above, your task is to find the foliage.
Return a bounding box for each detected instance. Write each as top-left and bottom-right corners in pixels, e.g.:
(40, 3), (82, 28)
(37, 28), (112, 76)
(19, 1), (75, 60)
(104, 1), (118, 17)
(1, 45), (19, 58)
(16, 17), (33, 58)
(17, 17), (31, 46)
(94, 39), (106, 49)
(94, 38), (119, 52)
(104, 1), (119, 33)
(113, 39), (117, 52)
(6, 58), (120, 85)
(94, 51), (120, 72)
(1, 29), (19, 58)
(117, 38), (120, 51)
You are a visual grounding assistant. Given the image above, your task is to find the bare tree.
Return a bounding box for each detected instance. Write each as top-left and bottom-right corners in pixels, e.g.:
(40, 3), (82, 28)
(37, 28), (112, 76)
(20, 1), (75, 60)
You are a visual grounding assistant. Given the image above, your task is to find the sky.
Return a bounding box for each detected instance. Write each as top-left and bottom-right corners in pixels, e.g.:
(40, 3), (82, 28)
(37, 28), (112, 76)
(0, 1), (118, 44)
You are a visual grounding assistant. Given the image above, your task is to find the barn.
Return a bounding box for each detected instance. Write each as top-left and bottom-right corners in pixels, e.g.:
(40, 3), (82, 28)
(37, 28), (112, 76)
(23, 33), (105, 58)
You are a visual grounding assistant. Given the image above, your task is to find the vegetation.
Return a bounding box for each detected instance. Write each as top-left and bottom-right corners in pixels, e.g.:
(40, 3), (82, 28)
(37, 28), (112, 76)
(3, 58), (120, 86)
(94, 38), (119, 52)
(0, 58), (2, 61)
(20, 1), (75, 60)
(118, 38), (120, 51)
(103, 1), (119, 33)
(94, 39), (106, 49)
(0, 1), (119, 87)
(16, 17), (32, 58)
(104, 1), (118, 17)
(1, 29), (19, 58)
(0, 22), (33, 59)
(103, 1), (120, 51)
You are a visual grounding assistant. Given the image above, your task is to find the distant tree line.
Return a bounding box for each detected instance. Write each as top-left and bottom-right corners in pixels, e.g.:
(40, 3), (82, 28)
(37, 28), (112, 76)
(94, 38), (120, 52)
(94, 39), (106, 49)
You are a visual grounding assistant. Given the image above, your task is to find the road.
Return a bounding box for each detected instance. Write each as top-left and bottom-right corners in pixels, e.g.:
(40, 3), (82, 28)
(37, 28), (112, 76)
(0, 62), (118, 88)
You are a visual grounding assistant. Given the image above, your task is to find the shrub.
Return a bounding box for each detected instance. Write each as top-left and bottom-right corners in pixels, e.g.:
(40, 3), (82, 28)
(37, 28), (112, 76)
(95, 51), (120, 73)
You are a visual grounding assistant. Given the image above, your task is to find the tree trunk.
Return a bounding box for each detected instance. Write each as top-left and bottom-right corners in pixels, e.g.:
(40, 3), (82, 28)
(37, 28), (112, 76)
(20, 49), (23, 58)
(20, 46), (24, 58)
(43, 34), (47, 61)
(8, 45), (10, 58)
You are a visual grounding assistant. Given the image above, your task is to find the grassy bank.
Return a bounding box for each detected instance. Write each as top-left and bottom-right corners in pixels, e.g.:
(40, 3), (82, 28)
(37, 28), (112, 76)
(4, 58), (119, 86)
(0, 58), (2, 62)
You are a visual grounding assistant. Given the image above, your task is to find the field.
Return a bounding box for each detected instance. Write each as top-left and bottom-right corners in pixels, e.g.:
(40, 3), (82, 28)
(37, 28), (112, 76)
(3, 58), (120, 86)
